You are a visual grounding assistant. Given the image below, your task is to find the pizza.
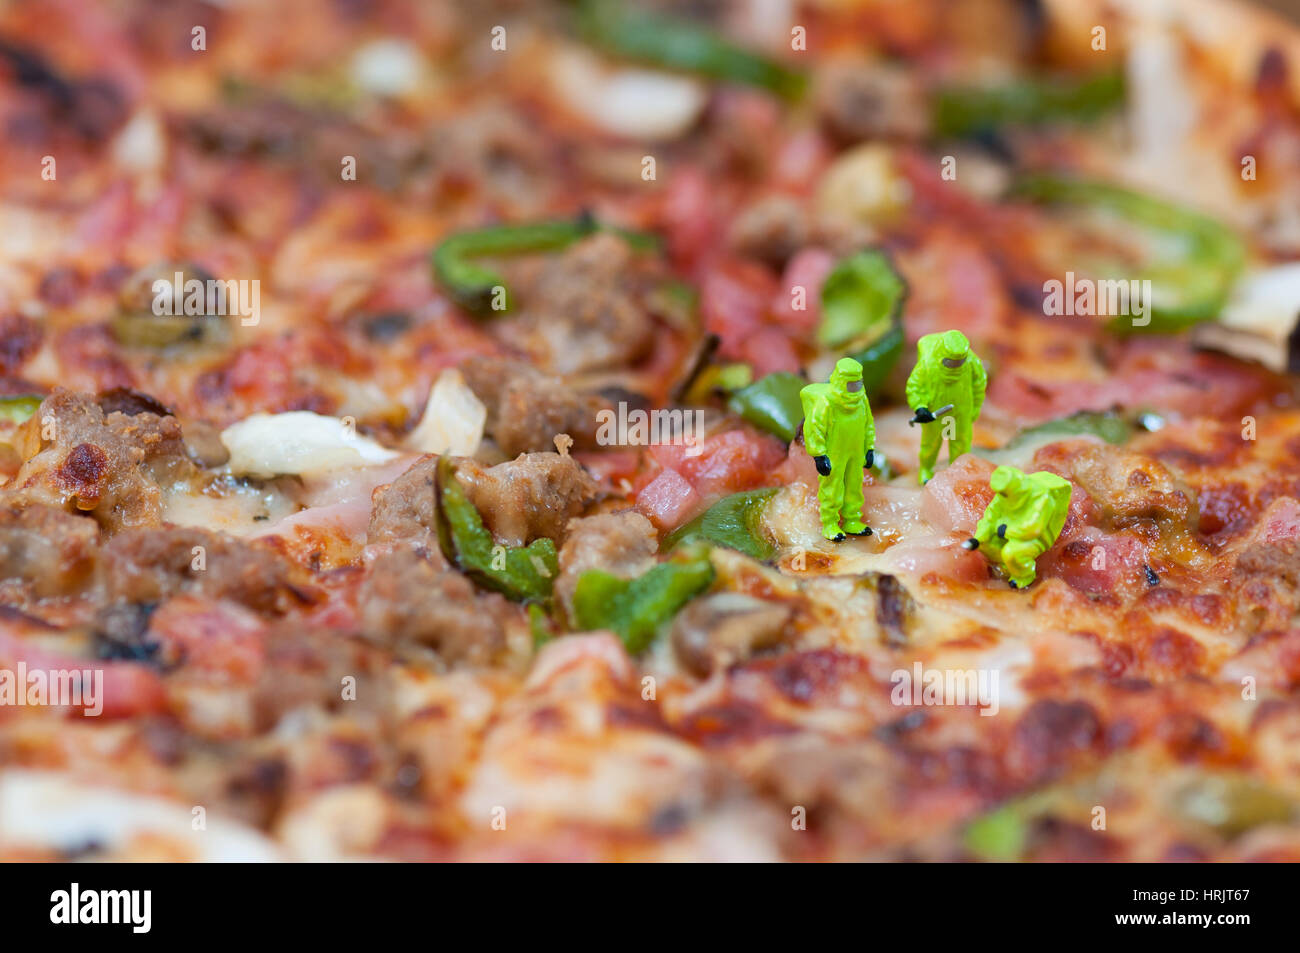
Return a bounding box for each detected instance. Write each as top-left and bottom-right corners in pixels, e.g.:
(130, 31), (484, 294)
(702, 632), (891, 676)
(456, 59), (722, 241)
(1, 0), (1300, 863)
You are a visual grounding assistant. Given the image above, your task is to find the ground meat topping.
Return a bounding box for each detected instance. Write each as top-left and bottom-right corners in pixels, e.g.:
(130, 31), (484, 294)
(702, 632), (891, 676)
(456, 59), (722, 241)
(0, 502), (99, 598)
(1036, 441), (1197, 531)
(461, 355), (612, 457)
(498, 233), (655, 375)
(359, 549), (517, 667)
(100, 525), (311, 615)
(455, 452), (598, 548)
(367, 454), (443, 558)
(5, 388), (193, 533)
(555, 510), (658, 614)
(815, 60), (928, 144)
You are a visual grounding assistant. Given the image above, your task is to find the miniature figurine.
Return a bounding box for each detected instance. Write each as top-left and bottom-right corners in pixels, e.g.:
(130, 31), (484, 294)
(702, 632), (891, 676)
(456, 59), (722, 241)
(962, 465), (1072, 588)
(905, 330), (988, 484)
(801, 357), (875, 542)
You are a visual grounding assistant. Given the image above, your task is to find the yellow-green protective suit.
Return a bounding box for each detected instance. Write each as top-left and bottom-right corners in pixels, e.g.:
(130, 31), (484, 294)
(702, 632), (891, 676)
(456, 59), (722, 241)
(905, 330), (988, 484)
(971, 466), (1072, 588)
(801, 357), (875, 541)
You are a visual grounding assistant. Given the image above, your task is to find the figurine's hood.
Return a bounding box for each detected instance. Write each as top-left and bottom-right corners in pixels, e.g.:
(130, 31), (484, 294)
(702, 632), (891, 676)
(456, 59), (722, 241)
(990, 465), (1024, 495)
(828, 357), (864, 410)
(938, 330), (971, 360)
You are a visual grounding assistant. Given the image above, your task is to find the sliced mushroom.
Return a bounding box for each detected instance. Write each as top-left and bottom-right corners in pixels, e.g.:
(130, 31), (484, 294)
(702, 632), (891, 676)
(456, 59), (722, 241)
(671, 592), (792, 677)
(1192, 263), (1300, 373)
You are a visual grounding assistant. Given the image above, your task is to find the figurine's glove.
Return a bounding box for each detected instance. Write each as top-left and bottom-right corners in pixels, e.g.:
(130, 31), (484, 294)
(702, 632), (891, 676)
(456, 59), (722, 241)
(814, 455), (832, 476)
(909, 407), (935, 426)
(997, 523), (1007, 539)
(865, 449), (875, 469)
(961, 537), (980, 551)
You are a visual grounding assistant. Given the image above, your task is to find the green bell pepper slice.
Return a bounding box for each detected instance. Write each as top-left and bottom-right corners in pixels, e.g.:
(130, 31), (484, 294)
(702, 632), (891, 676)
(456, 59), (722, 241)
(1003, 410), (1135, 450)
(432, 215), (658, 315)
(662, 487), (779, 561)
(727, 373), (804, 443)
(724, 252), (905, 443)
(820, 249), (907, 394)
(570, 553), (715, 653)
(933, 69), (1125, 138)
(528, 603), (555, 649)
(1012, 174), (1246, 333)
(963, 802), (1030, 862)
(434, 456), (559, 602)
(0, 394), (43, 424)
(818, 249), (906, 349)
(577, 0), (805, 99)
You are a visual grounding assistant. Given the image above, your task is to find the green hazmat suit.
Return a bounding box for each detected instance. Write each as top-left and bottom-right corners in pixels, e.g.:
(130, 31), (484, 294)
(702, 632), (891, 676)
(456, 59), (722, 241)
(905, 330), (988, 484)
(970, 465), (1072, 588)
(801, 357), (875, 541)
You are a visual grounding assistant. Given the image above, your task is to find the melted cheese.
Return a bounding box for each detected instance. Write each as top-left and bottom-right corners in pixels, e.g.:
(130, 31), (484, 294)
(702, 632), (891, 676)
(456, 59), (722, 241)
(221, 411), (400, 479)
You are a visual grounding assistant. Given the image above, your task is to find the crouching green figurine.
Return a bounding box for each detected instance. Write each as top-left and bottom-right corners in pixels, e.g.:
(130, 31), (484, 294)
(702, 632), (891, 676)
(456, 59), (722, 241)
(905, 330), (988, 484)
(962, 465), (1072, 588)
(801, 357), (875, 542)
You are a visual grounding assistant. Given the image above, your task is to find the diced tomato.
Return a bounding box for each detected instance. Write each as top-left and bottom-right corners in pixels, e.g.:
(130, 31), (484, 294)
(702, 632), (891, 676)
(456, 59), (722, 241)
(0, 629), (167, 719)
(576, 450), (643, 493)
(770, 247), (835, 335)
(657, 166), (719, 267)
(920, 455), (996, 535)
(635, 467), (701, 530)
(1251, 497), (1300, 545)
(700, 258), (779, 361)
(773, 130), (833, 192)
(91, 665), (168, 719)
(147, 596), (268, 681)
(671, 427), (788, 498)
(739, 326), (803, 376)
(773, 442), (819, 488)
(898, 226), (1006, 342)
(1037, 528), (1151, 598)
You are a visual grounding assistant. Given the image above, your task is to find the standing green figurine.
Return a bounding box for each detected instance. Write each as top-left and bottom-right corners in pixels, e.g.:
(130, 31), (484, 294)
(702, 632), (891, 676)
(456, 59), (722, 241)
(962, 465), (1072, 588)
(905, 330), (988, 484)
(801, 357), (875, 542)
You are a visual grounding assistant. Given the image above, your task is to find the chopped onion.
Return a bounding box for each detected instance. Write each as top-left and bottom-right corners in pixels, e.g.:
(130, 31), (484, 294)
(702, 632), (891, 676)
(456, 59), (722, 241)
(221, 411), (400, 478)
(550, 46), (707, 141)
(404, 367), (486, 456)
(111, 109), (166, 174)
(350, 38), (427, 97)
(815, 143), (911, 229)
(1194, 263), (1300, 372)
